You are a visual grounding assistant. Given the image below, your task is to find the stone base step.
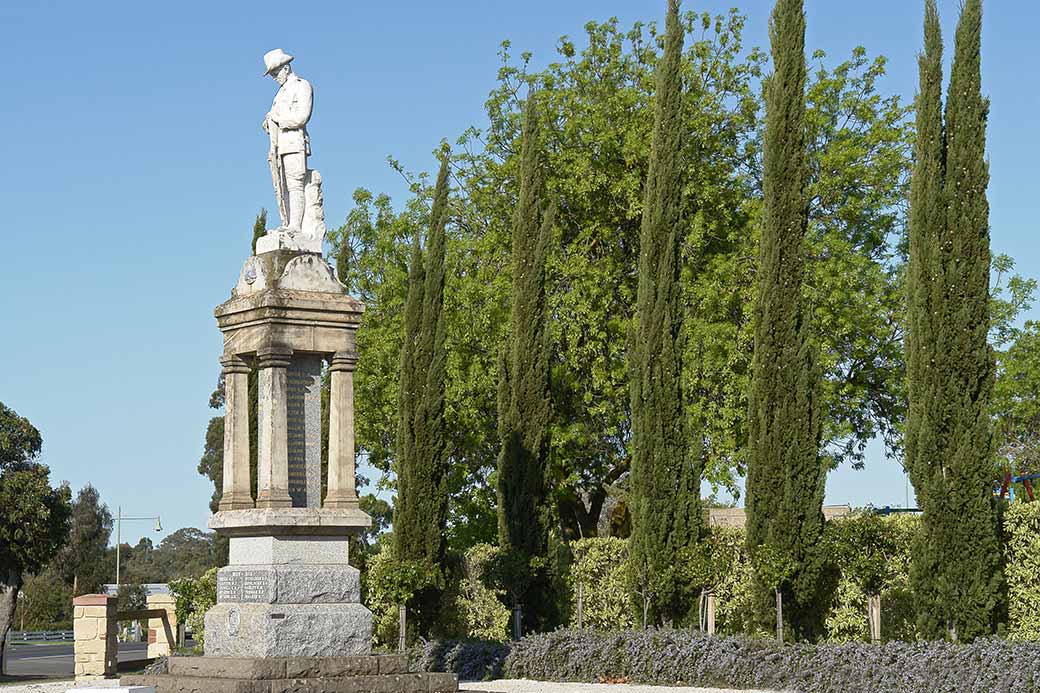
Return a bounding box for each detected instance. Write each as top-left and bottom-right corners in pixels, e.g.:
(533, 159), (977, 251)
(123, 671), (457, 693)
(120, 655), (457, 693)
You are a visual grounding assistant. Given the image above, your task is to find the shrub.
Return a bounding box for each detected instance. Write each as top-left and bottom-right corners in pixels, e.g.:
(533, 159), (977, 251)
(365, 547), (417, 648)
(1005, 501), (1040, 639)
(169, 567), (216, 650)
(823, 513), (917, 642)
(569, 537), (633, 630)
(456, 544), (511, 641)
(411, 638), (510, 681)
(500, 628), (1040, 692)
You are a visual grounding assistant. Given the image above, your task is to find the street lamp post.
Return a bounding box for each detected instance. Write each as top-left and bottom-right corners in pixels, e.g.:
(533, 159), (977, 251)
(115, 506), (162, 590)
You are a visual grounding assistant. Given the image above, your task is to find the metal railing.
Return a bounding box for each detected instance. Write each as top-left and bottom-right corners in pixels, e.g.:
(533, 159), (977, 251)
(8, 630), (74, 642)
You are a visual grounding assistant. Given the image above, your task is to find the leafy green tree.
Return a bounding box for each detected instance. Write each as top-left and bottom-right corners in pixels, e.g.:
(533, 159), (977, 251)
(55, 484), (113, 595)
(994, 320), (1040, 477)
(495, 94), (556, 629)
(115, 528), (219, 584)
(745, 0), (826, 641)
(13, 569), (71, 630)
(116, 583), (147, 612)
(0, 403), (71, 673)
(337, 9), (917, 554)
(626, 0), (701, 626)
(906, 0), (1001, 641)
(199, 213), (271, 564)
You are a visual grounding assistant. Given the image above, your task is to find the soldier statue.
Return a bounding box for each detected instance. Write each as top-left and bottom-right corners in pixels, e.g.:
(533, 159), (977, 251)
(262, 49), (313, 234)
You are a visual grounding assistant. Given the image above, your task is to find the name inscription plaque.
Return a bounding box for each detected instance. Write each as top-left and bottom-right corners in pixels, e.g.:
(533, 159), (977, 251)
(286, 354), (323, 507)
(218, 571), (273, 603)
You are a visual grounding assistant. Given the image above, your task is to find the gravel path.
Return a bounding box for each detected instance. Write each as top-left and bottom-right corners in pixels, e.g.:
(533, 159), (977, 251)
(0, 677), (777, 692)
(461, 680), (777, 693)
(0, 681), (122, 692)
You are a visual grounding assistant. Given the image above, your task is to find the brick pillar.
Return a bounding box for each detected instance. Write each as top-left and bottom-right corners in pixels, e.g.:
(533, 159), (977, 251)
(73, 594), (117, 681)
(146, 593), (178, 658)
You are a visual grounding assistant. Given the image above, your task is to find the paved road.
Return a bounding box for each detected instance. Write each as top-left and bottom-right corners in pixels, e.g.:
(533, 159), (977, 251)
(3, 641), (150, 679)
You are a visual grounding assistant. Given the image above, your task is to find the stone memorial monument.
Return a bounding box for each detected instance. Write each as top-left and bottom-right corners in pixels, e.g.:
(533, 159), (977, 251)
(125, 50), (458, 693)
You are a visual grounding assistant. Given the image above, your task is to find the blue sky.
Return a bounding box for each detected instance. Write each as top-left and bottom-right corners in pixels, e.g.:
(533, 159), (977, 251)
(1, 0), (1036, 547)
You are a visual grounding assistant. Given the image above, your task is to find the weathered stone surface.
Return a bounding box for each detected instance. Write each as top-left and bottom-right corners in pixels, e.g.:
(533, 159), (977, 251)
(279, 254), (342, 293)
(210, 508), (371, 537)
(427, 673), (460, 692)
(216, 287), (363, 360)
(126, 671), (457, 693)
(163, 656), (406, 681)
(123, 674), (255, 693)
(168, 656), (286, 679)
(205, 603), (372, 658)
(228, 535), (350, 565)
(216, 565), (360, 604)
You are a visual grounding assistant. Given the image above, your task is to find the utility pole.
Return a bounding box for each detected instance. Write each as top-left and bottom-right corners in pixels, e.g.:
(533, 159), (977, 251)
(115, 506), (163, 589)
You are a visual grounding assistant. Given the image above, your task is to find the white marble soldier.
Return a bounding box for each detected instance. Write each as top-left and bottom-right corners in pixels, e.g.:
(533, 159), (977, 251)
(262, 49), (313, 233)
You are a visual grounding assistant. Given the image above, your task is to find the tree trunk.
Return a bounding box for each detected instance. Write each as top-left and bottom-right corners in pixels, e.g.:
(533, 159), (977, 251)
(397, 604), (406, 654)
(0, 568), (24, 676)
(576, 582), (584, 629)
(706, 590), (716, 635)
(775, 589), (784, 643)
(512, 604), (522, 641)
(868, 594), (881, 644)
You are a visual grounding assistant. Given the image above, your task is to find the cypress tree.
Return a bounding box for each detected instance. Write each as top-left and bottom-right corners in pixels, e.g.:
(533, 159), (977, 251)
(394, 156), (451, 569)
(745, 0), (825, 640)
(626, 0), (701, 625)
(248, 208), (267, 499)
(251, 209), (267, 255)
(907, 0), (1000, 641)
(496, 94), (554, 623)
(905, 0), (945, 637)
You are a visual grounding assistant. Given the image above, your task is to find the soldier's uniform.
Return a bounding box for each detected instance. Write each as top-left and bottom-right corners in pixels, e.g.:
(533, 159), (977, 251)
(264, 50), (313, 232)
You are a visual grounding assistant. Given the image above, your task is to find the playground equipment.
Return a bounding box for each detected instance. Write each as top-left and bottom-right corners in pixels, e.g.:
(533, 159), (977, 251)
(996, 471), (1040, 502)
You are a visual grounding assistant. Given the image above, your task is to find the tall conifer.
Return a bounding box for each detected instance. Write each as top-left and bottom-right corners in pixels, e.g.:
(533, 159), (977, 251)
(745, 0), (825, 640)
(496, 94), (554, 622)
(907, 0), (1000, 641)
(626, 0), (701, 625)
(905, 0), (945, 636)
(251, 209), (267, 255)
(394, 157), (451, 569)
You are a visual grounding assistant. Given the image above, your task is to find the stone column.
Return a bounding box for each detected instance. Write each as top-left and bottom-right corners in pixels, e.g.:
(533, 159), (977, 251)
(256, 347), (293, 508)
(218, 354), (254, 510)
(73, 594), (117, 681)
(324, 350), (359, 509)
(146, 593), (178, 658)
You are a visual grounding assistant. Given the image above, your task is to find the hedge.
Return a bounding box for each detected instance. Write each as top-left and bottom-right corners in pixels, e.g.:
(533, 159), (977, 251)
(563, 516), (916, 642)
(1006, 501), (1040, 639)
(418, 629), (1040, 692)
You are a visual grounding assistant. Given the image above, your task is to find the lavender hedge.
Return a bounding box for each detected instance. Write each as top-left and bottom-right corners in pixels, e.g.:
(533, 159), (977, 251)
(416, 629), (1040, 692)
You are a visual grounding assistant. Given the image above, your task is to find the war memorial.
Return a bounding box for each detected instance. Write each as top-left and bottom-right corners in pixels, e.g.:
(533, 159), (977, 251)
(106, 49), (459, 693)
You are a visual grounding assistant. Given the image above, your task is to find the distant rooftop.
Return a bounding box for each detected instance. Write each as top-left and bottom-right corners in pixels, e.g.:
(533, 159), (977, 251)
(101, 583), (169, 596)
(707, 505), (854, 529)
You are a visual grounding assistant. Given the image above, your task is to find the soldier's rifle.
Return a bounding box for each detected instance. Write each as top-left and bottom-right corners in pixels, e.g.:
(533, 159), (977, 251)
(267, 118), (288, 227)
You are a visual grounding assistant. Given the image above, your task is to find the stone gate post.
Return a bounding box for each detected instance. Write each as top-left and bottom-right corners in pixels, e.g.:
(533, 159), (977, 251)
(72, 594), (117, 681)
